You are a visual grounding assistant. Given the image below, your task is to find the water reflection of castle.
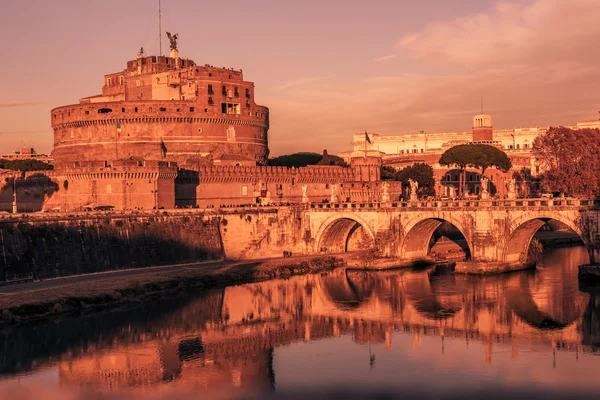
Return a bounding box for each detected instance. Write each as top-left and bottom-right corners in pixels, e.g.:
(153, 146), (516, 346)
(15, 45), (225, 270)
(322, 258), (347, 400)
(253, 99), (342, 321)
(3, 252), (599, 396)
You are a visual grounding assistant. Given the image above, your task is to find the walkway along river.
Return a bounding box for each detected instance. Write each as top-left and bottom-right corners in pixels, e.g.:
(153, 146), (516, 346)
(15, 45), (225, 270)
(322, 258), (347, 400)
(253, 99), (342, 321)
(0, 245), (598, 399)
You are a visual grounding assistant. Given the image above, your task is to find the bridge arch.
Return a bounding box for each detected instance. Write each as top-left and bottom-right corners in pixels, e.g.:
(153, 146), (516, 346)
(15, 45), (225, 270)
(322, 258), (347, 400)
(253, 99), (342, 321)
(314, 213), (375, 253)
(503, 213), (586, 263)
(400, 215), (472, 260)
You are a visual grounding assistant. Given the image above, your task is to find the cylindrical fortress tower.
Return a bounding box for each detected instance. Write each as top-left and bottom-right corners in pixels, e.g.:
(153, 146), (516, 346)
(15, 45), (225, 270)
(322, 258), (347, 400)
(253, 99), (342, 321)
(51, 48), (269, 168)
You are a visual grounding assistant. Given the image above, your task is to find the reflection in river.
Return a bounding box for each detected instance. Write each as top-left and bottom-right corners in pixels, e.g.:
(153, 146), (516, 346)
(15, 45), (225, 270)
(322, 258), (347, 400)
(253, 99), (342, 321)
(0, 246), (599, 399)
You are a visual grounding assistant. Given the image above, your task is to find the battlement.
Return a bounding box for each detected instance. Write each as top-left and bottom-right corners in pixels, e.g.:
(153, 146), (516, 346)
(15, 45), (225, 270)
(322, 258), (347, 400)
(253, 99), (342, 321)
(181, 165), (356, 183)
(52, 101), (268, 129)
(61, 160), (178, 181)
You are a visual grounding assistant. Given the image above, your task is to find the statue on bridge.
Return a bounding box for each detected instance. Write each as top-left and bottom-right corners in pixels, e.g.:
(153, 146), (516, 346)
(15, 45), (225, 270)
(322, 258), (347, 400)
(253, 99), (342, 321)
(480, 176), (490, 200)
(330, 184), (339, 203)
(408, 179), (418, 202)
(507, 178), (516, 199)
(302, 185), (309, 203)
(381, 181), (390, 204)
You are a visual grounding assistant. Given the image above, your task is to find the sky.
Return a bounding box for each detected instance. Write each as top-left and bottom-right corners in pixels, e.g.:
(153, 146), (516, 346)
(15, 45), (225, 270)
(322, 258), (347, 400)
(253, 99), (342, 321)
(1, 0), (599, 157)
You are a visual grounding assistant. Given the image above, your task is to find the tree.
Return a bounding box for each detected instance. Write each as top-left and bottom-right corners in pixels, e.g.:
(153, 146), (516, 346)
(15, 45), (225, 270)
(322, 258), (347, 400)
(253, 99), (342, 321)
(380, 166), (397, 181)
(0, 159), (54, 172)
(532, 127), (600, 197)
(379, 163), (435, 198)
(269, 150), (348, 168)
(512, 167), (533, 197)
(396, 163), (436, 198)
(439, 144), (512, 197)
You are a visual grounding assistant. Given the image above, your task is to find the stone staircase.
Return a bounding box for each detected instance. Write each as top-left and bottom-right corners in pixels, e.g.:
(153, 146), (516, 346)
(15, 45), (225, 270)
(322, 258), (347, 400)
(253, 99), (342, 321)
(236, 229), (272, 260)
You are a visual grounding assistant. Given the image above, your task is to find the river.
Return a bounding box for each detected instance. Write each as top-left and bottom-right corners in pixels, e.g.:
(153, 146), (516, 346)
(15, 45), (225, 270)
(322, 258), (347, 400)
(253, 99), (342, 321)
(0, 245), (598, 399)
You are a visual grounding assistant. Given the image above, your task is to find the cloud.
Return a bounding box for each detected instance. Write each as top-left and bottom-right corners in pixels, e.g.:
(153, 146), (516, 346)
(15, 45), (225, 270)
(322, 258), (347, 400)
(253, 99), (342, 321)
(396, 0), (600, 68)
(265, 0), (600, 156)
(272, 76), (331, 91)
(374, 54), (397, 62)
(0, 101), (47, 108)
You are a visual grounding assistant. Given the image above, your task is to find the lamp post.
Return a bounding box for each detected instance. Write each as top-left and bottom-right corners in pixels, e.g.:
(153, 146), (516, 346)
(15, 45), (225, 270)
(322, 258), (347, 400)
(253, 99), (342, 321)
(12, 174), (17, 214)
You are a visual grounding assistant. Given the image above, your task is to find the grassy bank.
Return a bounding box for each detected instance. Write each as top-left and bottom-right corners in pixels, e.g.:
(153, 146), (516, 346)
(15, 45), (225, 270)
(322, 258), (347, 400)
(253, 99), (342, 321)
(0, 256), (345, 325)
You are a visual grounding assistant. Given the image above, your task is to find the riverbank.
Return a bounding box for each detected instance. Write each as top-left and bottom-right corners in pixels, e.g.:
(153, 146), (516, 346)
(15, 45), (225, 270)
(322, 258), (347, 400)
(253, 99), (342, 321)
(0, 255), (346, 325)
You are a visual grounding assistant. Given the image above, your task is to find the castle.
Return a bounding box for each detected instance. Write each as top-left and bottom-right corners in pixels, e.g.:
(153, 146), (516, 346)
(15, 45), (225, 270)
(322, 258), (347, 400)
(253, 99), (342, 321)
(21, 36), (393, 212)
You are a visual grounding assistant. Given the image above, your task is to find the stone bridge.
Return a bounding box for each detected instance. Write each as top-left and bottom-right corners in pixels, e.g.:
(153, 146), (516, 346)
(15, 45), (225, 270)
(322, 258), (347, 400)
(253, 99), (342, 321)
(220, 198), (600, 265)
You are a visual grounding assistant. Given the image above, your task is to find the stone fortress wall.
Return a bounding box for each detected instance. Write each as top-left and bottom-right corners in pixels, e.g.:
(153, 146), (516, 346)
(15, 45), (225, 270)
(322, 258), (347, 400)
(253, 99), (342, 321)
(51, 100), (268, 167)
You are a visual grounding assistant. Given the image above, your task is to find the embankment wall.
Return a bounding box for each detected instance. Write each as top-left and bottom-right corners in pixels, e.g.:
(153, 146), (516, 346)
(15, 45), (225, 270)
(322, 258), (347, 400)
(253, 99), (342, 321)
(0, 213), (222, 279)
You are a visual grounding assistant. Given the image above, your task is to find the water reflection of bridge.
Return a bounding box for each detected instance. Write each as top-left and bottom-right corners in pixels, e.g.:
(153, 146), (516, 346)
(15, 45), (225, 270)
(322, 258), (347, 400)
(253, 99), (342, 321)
(2, 254), (599, 395)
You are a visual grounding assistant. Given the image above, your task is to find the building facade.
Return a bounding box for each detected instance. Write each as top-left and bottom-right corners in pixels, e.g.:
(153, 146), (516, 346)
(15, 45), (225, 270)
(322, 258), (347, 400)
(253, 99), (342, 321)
(340, 114), (600, 199)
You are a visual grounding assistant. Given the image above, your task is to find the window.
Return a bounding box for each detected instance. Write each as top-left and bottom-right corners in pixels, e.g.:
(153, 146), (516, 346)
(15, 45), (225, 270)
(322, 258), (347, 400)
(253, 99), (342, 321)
(209, 72), (212, 77)
(190, 107), (195, 112)
(134, 107), (138, 112)
(176, 108), (180, 112)
(246, 100), (250, 108)
(121, 108), (125, 112)
(107, 78), (111, 86)
(524, 144), (529, 149)
(85, 111), (89, 115)
(208, 84), (214, 95)
(234, 87), (239, 97)
(98, 108), (112, 114)
(516, 144), (520, 149)
(221, 103), (240, 115)
(160, 107), (166, 112)
(246, 88), (250, 98)
(188, 82), (193, 88)
(222, 85), (227, 96)
(119, 76), (124, 85)
(208, 97), (214, 105)
(241, 185), (248, 196)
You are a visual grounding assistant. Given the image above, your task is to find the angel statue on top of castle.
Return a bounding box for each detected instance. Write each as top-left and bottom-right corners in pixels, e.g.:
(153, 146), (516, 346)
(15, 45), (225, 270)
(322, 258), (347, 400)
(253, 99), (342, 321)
(166, 32), (178, 51)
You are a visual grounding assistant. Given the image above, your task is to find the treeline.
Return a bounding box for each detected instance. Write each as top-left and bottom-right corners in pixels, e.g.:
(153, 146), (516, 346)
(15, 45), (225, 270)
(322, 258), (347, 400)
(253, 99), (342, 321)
(268, 150), (348, 168)
(0, 159), (54, 172)
(533, 127), (600, 198)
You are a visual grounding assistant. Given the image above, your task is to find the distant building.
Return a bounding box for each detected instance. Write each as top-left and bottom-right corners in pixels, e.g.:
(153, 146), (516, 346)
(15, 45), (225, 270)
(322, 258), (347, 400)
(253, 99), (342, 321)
(339, 114), (600, 198)
(1, 147), (53, 164)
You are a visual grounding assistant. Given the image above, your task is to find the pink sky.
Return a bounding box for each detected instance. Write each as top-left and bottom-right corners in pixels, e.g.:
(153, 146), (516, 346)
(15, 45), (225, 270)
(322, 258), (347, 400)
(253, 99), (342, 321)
(1, 0), (599, 156)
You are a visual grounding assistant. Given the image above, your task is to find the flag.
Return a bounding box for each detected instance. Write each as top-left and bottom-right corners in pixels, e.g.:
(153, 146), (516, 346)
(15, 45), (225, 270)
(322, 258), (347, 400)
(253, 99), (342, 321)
(116, 120), (122, 138)
(160, 138), (168, 158)
(365, 130), (371, 144)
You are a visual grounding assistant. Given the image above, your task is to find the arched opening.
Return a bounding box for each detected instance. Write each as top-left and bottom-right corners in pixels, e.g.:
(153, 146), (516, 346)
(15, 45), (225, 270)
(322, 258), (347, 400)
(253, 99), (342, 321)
(317, 217), (372, 253)
(402, 219), (471, 261)
(504, 218), (585, 263)
(403, 268), (463, 320)
(321, 269), (376, 310)
(98, 108), (113, 114)
(506, 272), (587, 330)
